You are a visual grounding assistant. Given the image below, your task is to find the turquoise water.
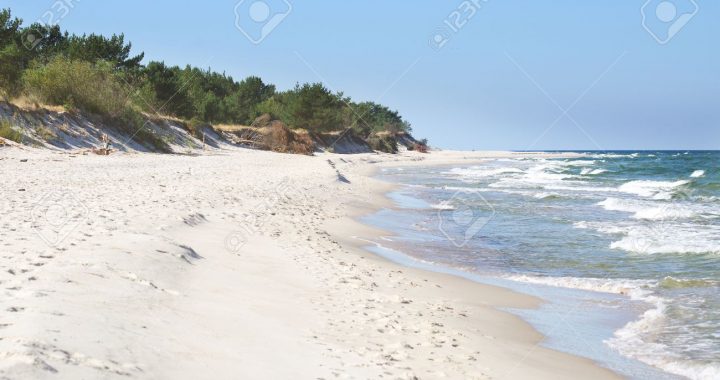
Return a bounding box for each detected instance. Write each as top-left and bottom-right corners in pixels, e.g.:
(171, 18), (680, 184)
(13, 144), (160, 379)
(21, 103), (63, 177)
(364, 151), (720, 380)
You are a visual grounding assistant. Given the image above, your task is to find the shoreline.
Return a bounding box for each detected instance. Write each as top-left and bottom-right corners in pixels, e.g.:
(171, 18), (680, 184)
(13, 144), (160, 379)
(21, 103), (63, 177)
(1, 147), (620, 379)
(326, 150), (623, 379)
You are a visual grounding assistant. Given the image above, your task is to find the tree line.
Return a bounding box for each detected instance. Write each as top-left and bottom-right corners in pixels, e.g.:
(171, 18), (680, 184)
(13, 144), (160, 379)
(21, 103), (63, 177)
(0, 8), (412, 140)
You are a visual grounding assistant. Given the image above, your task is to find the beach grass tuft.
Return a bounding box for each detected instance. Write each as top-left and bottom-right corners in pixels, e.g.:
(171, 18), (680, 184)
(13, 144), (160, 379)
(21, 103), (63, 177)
(0, 119), (22, 143)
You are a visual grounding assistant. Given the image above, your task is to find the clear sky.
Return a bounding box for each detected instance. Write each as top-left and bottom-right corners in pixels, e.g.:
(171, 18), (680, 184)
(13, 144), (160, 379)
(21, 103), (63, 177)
(5, 0), (719, 150)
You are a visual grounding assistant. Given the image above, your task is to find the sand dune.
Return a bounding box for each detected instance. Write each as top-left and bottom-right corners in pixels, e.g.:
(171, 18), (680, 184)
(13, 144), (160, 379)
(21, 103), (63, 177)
(0, 147), (616, 379)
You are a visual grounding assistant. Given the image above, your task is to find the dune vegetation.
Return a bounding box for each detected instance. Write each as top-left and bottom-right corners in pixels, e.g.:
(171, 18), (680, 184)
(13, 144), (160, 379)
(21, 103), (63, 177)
(0, 8), (423, 153)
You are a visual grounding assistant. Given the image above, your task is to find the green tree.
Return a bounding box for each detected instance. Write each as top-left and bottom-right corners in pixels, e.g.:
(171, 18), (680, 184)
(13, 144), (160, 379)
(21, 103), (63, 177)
(65, 33), (144, 70)
(345, 101), (411, 136)
(0, 8), (20, 42)
(280, 83), (344, 132)
(140, 61), (193, 116)
(225, 76), (275, 124)
(0, 9), (23, 95)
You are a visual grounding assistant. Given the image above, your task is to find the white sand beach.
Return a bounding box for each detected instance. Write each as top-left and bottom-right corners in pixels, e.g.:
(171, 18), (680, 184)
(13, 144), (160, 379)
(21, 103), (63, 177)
(0, 147), (618, 379)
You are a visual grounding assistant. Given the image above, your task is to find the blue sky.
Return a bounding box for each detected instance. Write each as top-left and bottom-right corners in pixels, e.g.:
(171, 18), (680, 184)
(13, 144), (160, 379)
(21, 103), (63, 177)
(5, 1), (719, 150)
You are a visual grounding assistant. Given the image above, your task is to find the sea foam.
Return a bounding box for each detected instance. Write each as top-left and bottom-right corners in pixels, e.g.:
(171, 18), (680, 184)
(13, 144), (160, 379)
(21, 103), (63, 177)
(508, 274), (720, 379)
(618, 180), (689, 200)
(580, 168), (608, 175)
(597, 197), (695, 220)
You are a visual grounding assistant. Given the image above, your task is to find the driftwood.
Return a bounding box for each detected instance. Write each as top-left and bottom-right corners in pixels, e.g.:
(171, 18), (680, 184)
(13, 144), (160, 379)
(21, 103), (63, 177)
(91, 147), (114, 156)
(233, 139), (266, 147)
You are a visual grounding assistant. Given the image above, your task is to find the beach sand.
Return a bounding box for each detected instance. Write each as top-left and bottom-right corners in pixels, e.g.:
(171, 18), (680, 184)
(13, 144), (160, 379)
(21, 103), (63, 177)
(0, 147), (619, 379)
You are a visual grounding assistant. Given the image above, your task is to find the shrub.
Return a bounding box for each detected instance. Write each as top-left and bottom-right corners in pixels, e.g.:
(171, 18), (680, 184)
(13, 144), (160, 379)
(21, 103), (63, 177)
(366, 134), (397, 154)
(36, 125), (58, 142)
(0, 44), (26, 97)
(23, 57), (129, 118)
(115, 107), (171, 153)
(0, 119), (22, 143)
(23, 57), (170, 152)
(184, 117), (208, 139)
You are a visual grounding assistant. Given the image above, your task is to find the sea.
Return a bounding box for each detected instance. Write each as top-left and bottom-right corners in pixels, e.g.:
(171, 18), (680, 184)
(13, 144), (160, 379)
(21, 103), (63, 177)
(362, 151), (720, 380)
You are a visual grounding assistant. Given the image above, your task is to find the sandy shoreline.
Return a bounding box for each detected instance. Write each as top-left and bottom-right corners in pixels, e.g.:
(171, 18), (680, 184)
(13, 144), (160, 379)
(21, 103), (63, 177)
(0, 147), (619, 379)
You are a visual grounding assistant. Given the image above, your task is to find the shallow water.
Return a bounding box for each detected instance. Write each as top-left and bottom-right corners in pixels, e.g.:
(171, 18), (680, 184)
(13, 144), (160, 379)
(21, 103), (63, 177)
(364, 151), (720, 380)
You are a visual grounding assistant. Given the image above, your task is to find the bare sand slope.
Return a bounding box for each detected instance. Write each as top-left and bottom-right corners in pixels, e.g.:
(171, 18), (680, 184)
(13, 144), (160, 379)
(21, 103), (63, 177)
(0, 148), (618, 379)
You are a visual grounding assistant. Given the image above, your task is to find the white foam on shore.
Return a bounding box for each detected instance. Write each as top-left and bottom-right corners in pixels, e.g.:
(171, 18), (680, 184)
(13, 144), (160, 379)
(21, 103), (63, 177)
(608, 305), (720, 380)
(506, 274), (720, 379)
(690, 170), (705, 178)
(505, 274), (654, 296)
(618, 180), (689, 200)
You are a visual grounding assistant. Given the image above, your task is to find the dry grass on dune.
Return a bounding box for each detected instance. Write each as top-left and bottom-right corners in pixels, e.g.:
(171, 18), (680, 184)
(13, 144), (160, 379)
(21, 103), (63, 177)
(217, 114), (315, 155)
(5, 96), (65, 113)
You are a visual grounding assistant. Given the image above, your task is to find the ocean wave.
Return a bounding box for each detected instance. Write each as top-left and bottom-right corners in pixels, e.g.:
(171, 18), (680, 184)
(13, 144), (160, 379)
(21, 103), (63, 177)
(659, 276), (718, 289)
(605, 294), (673, 378)
(597, 197), (696, 220)
(690, 170), (706, 178)
(440, 185), (492, 193)
(608, 313), (720, 380)
(446, 166), (524, 179)
(573, 221), (590, 229)
(488, 162), (579, 190)
(542, 184), (618, 193)
(505, 274), (655, 296)
(589, 153), (637, 159)
(508, 274), (720, 379)
(580, 168), (608, 175)
(431, 202), (455, 210)
(618, 180), (689, 200)
(661, 361), (720, 380)
(532, 192), (562, 200)
(608, 226), (720, 255)
(574, 220), (720, 255)
(560, 160), (597, 167)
